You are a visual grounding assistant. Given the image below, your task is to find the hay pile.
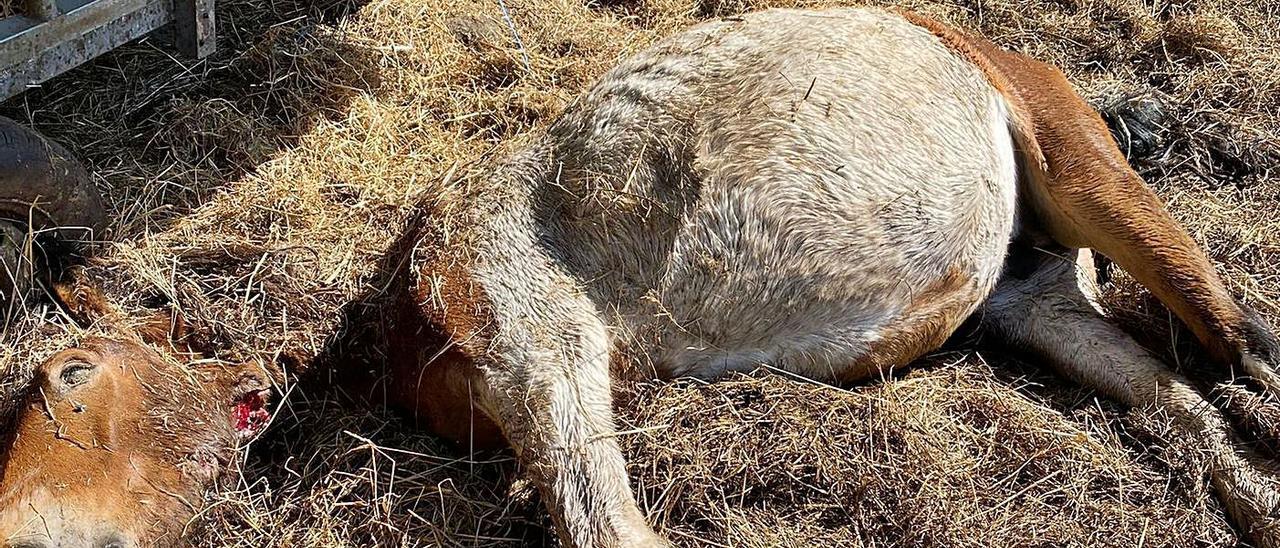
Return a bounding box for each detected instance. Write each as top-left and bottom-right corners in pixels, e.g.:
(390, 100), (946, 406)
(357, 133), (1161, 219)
(1, 0), (1278, 545)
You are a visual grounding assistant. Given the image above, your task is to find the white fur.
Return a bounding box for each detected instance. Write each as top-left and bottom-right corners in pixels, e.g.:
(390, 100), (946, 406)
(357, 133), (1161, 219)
(416, 7), (1280, 547)
(429, 9), (1027, 547)
(533, 9), (1019, 380)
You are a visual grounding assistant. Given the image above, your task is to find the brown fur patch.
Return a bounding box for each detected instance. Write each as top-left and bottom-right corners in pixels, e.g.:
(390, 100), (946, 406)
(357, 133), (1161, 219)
(843, 266), (976, 382)
(51, 274), (112, 325)
(375, 224), (505, 448)
(412, 226), (497, 352)
(382, 293), (505, 449)
(904, 12), (1251, 367)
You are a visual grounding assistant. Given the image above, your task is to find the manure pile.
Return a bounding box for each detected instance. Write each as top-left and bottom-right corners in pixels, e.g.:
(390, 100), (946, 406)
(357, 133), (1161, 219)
(1, 0), (1278, 545)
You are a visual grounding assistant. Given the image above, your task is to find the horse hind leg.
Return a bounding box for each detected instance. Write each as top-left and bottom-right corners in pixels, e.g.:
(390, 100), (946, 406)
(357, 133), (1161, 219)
(984, 43), (1280, 397)
(981, 245), (1280, 546)
(429, 255), (668, 548)
(907, 8), (1280, 463)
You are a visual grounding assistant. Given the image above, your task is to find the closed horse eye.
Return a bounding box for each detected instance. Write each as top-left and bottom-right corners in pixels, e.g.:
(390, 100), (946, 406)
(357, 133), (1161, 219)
(58, 361), (97, 387)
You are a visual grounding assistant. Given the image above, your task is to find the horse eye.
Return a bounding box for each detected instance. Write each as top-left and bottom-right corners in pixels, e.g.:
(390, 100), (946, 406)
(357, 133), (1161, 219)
(59, 361), (97, 387)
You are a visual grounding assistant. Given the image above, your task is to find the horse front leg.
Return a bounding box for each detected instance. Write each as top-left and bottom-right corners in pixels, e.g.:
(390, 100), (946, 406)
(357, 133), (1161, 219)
(421, 248), (667, 548)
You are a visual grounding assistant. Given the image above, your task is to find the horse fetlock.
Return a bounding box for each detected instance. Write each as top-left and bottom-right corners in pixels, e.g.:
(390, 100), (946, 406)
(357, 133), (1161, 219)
(1235, 303), (1280, 395)
(1242, 352), (1280, 399)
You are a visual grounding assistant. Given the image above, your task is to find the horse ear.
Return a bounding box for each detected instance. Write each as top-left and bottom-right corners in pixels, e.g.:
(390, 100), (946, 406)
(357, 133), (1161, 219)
(51, 276), (111, 326)
(52, 274), (199, 352)
(135, 307), (198, 352)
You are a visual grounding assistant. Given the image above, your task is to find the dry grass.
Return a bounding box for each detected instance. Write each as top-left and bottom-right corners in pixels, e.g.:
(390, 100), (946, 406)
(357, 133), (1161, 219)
(2, 0), (1279, 545)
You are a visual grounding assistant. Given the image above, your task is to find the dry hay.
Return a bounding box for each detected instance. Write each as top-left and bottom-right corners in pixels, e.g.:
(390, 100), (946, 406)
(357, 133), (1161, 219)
(1, 0), (1278, 545)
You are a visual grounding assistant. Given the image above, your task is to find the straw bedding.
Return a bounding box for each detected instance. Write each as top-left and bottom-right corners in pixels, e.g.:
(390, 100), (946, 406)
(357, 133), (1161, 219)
(1, 0), (1278, 545)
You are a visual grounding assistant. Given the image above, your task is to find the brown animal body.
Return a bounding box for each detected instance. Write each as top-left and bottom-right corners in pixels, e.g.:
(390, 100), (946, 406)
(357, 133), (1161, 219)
(2, 8), (1279, 548)
(0, 121), (267, 547)
(0, 338), (266, 548)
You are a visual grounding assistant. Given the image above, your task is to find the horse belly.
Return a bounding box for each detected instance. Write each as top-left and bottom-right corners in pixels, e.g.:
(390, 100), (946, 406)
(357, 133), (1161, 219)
(631, 10), (1020, 381)
(647, 153), (1017, 382)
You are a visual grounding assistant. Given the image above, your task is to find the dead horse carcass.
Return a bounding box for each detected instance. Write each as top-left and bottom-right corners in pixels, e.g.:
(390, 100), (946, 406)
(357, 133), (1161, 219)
(4, 8), (1280, 548)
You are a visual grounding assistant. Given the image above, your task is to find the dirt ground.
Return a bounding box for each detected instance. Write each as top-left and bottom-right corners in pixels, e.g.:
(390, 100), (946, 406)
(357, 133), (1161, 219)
(2, 0), (1279, 546)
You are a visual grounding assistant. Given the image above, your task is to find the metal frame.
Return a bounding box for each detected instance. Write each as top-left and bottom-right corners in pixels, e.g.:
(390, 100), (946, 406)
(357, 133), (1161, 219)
(0, 0), (215, 101)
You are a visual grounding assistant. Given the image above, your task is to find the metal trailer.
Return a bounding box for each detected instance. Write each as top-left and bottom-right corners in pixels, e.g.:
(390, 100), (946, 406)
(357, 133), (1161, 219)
(1, 0), (216, 101)
(0, 0), (195, 313)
